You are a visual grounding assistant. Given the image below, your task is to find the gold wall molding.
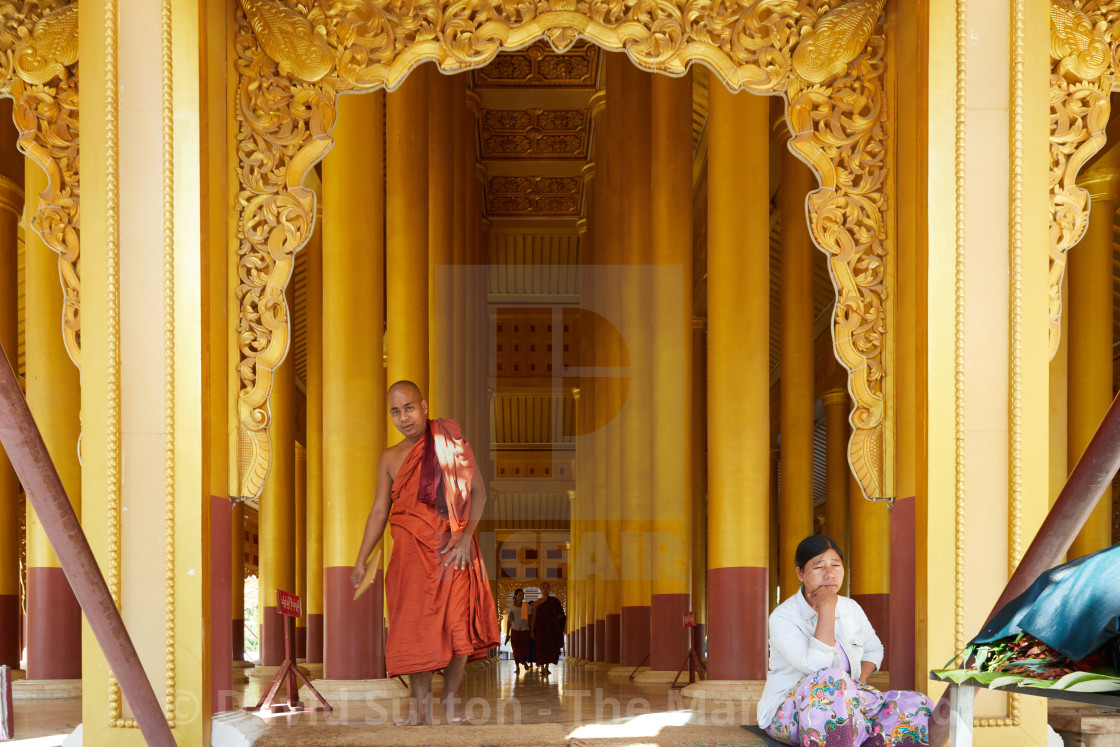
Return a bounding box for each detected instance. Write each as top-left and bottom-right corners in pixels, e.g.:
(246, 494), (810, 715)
(160, 0), (177, 727)
(233, 0), (893, 500)
(1047, 0), (1120, 360)
(0, 1), (80, 367)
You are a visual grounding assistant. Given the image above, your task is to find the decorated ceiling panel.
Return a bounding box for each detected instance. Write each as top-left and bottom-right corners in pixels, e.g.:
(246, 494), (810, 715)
(476, 41), (601, 219)
(473, 41), (600, 89)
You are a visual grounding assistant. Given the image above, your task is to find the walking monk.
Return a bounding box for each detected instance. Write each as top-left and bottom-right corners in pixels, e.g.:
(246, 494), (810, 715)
(351, 381), (500, 725)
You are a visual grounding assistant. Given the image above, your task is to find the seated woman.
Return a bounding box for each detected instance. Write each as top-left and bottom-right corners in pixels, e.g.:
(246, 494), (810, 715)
(759, 535), (933, 747)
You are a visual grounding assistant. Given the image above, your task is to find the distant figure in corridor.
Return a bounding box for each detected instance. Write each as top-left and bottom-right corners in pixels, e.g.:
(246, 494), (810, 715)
(505, 588), (533, 675)
(532, 581), (566, 676)
(760, 535), (933, 747)
(351, 381), (500, 725)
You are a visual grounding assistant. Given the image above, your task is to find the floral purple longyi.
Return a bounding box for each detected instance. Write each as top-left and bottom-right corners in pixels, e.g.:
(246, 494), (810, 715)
(765, 667), (932, 747)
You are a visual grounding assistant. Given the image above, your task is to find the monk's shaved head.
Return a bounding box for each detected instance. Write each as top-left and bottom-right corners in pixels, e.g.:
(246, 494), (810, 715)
(387, 380), (424, 401)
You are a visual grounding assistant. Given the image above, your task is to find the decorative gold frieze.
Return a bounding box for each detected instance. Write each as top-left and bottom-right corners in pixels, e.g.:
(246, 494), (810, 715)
(0, 1), (80, 366)
(233, 0), (891, 500)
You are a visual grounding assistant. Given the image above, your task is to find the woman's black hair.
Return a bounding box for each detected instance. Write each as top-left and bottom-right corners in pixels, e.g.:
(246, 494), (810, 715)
(794, 535), (843, 569)
(513, 588), (523, 598)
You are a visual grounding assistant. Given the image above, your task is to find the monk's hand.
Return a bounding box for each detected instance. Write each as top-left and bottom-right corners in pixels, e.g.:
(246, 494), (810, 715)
(440, 536), (472, 570)
(350, 561), (365, 589)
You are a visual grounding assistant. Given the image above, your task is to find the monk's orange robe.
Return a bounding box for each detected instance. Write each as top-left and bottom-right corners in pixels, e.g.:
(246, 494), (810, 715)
(385, 419), (500, 676)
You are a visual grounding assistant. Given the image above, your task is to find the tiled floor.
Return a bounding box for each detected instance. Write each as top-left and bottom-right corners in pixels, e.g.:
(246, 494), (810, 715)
(8, 659), (752, 743)
(244, 660), (754, 731)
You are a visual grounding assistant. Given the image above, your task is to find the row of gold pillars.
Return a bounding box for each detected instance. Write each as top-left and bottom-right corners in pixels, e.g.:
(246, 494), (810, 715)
(562, 60), (891, 680)
(562, 58), (1113, 677)
(247, 66), (491, 677)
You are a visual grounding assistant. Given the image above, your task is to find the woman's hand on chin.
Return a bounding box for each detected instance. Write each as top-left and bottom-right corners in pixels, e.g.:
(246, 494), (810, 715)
(807, 585), (839, 612)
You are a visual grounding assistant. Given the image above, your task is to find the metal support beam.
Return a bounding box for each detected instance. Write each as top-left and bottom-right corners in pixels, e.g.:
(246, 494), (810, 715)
(0, 346), (174, 747)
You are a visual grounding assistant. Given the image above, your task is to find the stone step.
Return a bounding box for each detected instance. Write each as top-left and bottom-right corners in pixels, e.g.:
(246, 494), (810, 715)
(1049, 703), (1120, 747)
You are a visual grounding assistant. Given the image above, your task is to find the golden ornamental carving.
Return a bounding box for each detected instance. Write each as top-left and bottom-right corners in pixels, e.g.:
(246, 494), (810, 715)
(234, 0), (891, 500)
(786, 12), (888, 497)
(13, 3), (78, 85)
(0, 1), (81, 367)
(1051, 0), (1110, 80)
(1047, 0), (1120, 359)
(241, 0), (333, 83)
(792, 0), (885, 85)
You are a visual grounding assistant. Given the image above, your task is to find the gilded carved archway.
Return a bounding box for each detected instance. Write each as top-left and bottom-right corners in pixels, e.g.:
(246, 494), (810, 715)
(234, 0), (891, 500)
(0, 1), (80, 366)
(1048, 0), (1120, 357)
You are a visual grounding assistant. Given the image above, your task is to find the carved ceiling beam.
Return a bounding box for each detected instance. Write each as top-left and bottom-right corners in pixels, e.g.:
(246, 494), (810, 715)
(233, 0), (893, 500)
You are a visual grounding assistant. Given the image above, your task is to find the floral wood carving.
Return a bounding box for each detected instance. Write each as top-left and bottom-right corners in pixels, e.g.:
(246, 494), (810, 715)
(234, 0), (892, 500)
(1047, 0), (1120, 360)
(0, 1), (80, 366)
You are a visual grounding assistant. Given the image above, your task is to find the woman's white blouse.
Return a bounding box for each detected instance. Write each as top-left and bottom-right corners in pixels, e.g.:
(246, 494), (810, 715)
(757, 591), (885, 728)
(507, 605), (530, 631)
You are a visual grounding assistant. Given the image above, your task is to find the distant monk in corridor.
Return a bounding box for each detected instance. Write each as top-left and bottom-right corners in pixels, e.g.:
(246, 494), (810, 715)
(532, 581), (566, 675)
(351, 380), (500, 725)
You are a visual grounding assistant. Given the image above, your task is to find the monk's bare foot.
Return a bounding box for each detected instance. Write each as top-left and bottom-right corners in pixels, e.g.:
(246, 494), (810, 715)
(393, 716), (423, 726)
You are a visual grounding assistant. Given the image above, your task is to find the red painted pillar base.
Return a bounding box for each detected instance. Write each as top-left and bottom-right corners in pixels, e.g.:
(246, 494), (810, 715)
(650, 593), (690, 671)
(260, 607), (284, 666)
(324, 566), (384, 679)
(852, 592), (890, 672)
(620, 605), (650, 667)
(210, 496), (233, 712)
(581, 626), (590, 660)
(295, 626), (307, 660)
(232, 619), (244, 661)
(692, 623), (706, 659)
(889, 496), (916, 690)
(26, 567), (80, 679)
(0, 595), (18, 668)
(594, 618), (605, 662)
(605, 612), (620, 663)
(307, 613), (324, 663)
(707, 566), (767, 680)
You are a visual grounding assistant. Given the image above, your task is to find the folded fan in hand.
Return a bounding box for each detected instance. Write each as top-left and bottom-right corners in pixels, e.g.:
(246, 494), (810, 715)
(353, 548), (383, 601)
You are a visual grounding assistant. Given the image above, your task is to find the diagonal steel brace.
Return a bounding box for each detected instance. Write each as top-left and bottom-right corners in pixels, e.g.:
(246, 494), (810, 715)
(0, 346), (174, 747)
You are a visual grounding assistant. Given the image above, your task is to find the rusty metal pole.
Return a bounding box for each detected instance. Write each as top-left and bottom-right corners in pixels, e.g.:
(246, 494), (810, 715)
(0, 347), (175, 747)
(988, 388), (1120, 618)
(929, 389), (1120, 744)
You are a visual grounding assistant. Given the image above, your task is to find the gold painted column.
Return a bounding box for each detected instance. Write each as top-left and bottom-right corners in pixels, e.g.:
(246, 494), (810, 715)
(323, 90), (388, 681)
(778, 145), (815, 597)
(598, 69), (623, 664)
(616, 57), (653, 670)
(305, 198), (325, 664)
(258, 336), (296, 667)
(645, 72), (693, 676)
(0, 131), (20, 669)
(705, 72), (770, 681)
(387, 66), (431, 418)
(23, 159), (81, 680)
(1066, 163), (1119, 558)
(429, 70), (455, 418)
(822, 389), (850, 572)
